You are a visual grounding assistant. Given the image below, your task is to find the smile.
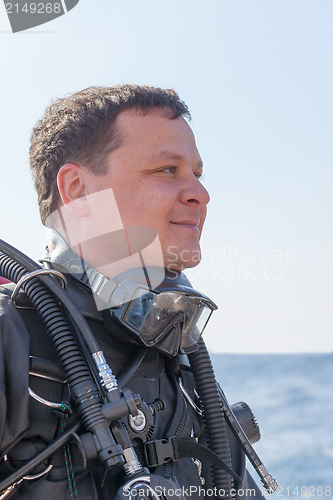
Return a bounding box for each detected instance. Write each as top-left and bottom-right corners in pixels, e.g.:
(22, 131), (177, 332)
(170, 221), (199, 232)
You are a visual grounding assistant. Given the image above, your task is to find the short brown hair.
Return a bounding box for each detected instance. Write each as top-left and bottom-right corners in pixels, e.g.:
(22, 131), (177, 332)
(30, 84), (191, 224)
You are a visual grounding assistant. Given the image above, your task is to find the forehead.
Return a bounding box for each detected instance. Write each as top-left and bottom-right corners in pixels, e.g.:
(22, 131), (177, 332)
(113, 109), (200, 160)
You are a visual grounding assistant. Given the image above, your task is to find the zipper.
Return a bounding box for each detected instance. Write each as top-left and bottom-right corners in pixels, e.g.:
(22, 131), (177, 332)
(162, 376), (188, 479)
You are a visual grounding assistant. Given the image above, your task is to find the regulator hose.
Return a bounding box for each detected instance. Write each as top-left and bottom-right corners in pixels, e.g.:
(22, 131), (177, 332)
(0, 239), (123, 469)
(188, 338), (234, 497)
(0, 240), (100, 354)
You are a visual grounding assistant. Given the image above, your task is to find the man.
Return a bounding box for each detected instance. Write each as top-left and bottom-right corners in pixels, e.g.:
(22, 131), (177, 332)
(31, 85), (208, 276)
(0, 85), (269, 499)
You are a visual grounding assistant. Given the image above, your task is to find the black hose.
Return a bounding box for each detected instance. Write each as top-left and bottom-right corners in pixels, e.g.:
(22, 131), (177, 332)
(0, 239), (100, 354)
(0, 242), (102, 425)
(188, 338), (234, 498)
(0, 240), (122, 468)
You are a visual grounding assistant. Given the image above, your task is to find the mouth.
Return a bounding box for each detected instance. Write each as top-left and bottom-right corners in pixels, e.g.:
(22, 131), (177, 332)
(170, 221), (200, 232)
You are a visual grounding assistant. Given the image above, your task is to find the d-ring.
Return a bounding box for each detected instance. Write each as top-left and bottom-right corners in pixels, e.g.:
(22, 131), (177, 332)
(28, 387), (64, 409)
(178, 377), (203, 416)
(0, 458), (53, 499)
(23, 464), (53, 481)
(11, 269), (67, 305)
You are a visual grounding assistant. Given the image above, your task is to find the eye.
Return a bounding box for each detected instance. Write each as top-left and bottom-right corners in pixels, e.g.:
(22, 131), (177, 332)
(157, 166), (176, 174)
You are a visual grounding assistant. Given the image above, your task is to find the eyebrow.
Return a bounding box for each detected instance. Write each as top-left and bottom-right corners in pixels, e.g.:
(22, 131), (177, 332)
(152, 150), (204, 170)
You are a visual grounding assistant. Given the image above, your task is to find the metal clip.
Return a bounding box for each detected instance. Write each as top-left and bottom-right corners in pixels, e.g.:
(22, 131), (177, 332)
(11, 269), (67, 305)
(178, 377), (203, 416)
(0, 460), (53, 499)
(28, 387), (64, 409)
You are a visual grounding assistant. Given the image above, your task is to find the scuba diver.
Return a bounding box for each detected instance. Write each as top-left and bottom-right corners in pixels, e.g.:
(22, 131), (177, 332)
(0, 85), (277, 499)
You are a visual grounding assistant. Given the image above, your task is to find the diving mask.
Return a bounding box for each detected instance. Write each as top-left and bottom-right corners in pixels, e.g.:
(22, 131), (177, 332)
(104, 269), (217, 357)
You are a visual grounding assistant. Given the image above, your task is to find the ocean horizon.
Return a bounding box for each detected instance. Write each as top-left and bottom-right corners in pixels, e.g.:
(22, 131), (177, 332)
(210, 353), (333, 499)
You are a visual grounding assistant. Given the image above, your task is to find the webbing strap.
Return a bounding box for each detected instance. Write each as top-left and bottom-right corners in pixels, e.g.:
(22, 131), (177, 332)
(144, 437), (243, 484)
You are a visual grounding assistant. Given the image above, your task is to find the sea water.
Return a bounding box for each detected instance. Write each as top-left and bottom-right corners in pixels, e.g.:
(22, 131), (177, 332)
(211, 353), (333, 500)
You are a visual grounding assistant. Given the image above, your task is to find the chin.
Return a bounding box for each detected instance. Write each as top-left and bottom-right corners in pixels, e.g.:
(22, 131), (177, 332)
(164, 244), (202, 271)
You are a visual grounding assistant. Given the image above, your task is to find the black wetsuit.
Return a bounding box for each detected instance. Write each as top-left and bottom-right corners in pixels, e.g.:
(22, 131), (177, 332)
(0, 277), (264, 499)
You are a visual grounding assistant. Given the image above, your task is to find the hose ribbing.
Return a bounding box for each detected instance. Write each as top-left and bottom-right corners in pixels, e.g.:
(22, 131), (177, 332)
(0, 247), (106, 431)
(188, 338), (234, 498)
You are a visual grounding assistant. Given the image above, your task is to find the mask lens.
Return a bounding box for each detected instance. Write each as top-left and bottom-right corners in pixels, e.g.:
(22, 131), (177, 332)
(121, 287), (215, 350)
(180, 298), (213, 353)
(122, 288), (157, 341)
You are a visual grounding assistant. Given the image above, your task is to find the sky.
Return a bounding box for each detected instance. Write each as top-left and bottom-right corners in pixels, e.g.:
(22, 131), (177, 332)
(0, 0), (332, 353)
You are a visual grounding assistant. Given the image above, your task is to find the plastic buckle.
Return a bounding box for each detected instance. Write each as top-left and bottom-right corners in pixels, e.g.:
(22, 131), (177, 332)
(144, 437), (178, 468)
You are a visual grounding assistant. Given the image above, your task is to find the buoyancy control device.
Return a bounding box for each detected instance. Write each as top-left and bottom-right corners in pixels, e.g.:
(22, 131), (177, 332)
(0, 238), (278, 499)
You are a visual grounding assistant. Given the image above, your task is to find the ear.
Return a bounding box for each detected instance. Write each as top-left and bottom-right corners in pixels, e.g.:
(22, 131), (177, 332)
(57, 164), (90, 217)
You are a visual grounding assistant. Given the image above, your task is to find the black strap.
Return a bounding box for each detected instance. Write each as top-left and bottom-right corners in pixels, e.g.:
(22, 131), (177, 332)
(144, 437), (243, 484)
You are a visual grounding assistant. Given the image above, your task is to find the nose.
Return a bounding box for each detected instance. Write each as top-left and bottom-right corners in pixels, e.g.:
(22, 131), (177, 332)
(180, 175), (210, 207)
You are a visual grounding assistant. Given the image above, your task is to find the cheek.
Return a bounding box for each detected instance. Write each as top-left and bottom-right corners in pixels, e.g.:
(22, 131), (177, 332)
(117, 189), (169, 229)
(115, 183), (173, 227)
(132, 181), (176, 214)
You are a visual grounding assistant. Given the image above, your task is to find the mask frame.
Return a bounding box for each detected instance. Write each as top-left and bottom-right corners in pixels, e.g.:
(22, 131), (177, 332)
(109, 280), (217, 357)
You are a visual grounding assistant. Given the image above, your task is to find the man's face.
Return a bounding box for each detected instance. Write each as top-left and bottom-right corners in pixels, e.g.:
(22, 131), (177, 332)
(76, 109), (210, 271)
